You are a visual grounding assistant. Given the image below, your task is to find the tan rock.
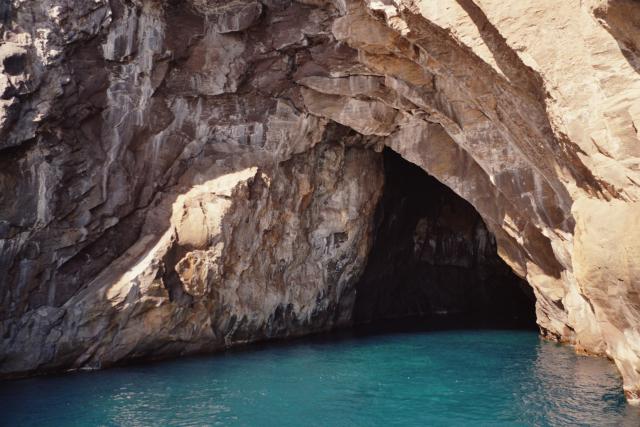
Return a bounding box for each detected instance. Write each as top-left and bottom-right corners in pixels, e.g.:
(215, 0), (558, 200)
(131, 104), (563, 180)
(1, 0), (640, 403)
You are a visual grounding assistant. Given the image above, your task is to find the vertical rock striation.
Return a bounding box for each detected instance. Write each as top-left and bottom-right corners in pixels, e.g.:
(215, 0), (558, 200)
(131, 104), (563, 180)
(1, 0), (640, 401)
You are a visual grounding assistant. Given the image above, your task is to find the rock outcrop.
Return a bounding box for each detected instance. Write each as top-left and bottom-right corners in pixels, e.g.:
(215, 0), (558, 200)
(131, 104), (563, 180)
(1, 0), (640, 402)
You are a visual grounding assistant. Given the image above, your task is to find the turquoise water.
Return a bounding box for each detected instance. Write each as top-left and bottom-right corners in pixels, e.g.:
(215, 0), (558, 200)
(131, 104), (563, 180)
(2, 329), (639, 426)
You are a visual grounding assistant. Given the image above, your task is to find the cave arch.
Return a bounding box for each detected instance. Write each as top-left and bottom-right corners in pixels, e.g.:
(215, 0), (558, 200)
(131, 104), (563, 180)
(353, 148), (536, 329)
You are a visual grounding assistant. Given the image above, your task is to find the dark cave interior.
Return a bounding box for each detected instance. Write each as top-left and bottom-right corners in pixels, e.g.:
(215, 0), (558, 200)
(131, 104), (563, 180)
(353, 148), (537, 330)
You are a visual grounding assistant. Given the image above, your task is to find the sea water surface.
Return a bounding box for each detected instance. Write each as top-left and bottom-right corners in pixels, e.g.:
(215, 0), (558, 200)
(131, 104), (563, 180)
(2, 328), (639, 426)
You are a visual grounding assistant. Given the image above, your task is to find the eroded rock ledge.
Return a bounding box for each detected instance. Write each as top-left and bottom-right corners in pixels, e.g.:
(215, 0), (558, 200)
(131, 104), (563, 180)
(1, 0), (640, 401)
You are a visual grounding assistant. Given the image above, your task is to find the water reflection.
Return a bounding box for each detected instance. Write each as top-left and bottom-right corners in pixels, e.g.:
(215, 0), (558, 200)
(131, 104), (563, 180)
(522, 340), (640, 426)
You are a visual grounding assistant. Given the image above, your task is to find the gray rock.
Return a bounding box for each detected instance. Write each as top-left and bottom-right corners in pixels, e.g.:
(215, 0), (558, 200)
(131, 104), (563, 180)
(1, 0), (640, 403)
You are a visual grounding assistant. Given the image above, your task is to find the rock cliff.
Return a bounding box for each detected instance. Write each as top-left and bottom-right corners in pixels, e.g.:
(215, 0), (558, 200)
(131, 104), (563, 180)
(1, 0), (640, 402)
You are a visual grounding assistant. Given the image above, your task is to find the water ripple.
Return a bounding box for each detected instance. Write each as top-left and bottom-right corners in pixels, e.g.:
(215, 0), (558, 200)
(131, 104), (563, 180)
(1, 330), (639, 426)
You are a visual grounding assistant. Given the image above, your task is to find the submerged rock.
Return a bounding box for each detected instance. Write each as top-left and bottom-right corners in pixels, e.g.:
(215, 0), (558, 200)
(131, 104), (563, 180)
(1, 0), (640, 402)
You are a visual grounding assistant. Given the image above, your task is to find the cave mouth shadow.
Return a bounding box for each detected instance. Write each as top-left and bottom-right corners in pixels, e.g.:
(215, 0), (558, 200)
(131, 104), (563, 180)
(352, 148), (537, 333)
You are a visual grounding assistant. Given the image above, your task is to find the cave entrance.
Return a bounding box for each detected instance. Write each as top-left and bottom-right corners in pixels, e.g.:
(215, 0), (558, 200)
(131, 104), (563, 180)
(353, 148), (536, 330)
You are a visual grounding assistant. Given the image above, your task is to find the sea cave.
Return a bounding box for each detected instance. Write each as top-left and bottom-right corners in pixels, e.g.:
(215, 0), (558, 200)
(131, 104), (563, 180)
(353, 148), (536, 329)
(3, 0), (640, 424)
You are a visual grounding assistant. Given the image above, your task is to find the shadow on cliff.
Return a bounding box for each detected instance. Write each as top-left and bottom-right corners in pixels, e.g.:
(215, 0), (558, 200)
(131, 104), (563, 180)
(592, 0), (640, 75)
(453, 0), (612, 201)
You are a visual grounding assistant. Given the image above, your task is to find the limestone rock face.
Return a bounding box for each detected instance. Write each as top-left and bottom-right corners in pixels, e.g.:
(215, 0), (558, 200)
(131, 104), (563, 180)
(2, 135), (383, 374)
(1, 0), (640, 402)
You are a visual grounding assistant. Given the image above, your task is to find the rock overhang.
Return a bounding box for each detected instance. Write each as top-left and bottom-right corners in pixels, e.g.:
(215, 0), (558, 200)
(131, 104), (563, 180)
(1, 0), (640, 402)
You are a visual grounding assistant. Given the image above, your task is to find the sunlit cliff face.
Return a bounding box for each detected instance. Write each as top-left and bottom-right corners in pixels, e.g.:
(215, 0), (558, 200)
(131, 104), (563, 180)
(2, 0), (640, 402)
